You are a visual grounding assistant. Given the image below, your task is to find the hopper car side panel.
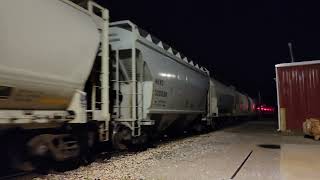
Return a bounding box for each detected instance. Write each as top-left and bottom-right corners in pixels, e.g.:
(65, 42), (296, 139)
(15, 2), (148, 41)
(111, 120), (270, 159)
(0, 0), (100, 110)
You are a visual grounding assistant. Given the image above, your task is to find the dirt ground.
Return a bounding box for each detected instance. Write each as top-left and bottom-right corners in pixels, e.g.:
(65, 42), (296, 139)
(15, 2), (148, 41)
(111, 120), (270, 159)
(31, 119), (320, 180)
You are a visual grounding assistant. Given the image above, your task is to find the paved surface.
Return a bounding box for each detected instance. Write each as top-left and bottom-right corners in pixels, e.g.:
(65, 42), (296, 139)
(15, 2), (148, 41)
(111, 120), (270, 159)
(33, 119), (320, 180)
(281, 144), (320, 180)
(144, 120), (320, 180)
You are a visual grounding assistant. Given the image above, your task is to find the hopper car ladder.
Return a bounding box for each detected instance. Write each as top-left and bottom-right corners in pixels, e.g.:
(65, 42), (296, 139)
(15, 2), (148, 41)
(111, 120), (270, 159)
(112, 28), (144, 137)
(86, 1), (110, 142)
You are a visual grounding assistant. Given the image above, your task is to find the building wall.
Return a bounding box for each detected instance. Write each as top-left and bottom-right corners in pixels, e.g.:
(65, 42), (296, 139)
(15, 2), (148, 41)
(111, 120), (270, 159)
(276, 62), (320, 131)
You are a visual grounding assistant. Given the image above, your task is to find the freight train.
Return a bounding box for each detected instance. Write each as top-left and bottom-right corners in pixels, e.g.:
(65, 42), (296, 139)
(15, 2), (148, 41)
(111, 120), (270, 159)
(0, 0), (256, 171)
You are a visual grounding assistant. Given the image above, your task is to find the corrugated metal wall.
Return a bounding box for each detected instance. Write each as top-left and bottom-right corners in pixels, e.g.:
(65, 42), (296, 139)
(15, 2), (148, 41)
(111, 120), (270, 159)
(277, 63), (320, 131)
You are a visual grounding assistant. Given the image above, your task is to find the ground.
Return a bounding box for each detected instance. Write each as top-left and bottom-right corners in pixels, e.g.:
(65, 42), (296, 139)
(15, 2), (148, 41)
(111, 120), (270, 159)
(28, 119), (320, 180)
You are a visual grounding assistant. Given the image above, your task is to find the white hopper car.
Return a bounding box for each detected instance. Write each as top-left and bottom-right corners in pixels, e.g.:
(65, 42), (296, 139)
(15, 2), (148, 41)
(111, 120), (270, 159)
(0, 0), (256, 171)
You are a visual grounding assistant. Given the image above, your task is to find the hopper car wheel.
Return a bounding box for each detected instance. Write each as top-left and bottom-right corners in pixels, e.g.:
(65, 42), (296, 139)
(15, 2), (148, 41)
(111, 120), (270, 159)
(112, 125), (131, 150)
(27, 134), (81, 173)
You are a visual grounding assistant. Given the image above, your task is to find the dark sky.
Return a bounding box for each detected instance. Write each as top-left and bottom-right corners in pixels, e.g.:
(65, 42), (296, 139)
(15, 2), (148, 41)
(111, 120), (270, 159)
(98, 0), (320, 105)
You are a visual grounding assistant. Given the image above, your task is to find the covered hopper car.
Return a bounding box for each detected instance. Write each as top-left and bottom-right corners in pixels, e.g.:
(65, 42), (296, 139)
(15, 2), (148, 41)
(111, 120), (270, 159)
(205, 79), (256, 127)
(0, 0), (256, 171)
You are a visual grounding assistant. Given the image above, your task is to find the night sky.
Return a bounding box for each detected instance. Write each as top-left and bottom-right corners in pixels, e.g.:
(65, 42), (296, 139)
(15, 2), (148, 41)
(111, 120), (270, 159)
(98, 0), (320, 105)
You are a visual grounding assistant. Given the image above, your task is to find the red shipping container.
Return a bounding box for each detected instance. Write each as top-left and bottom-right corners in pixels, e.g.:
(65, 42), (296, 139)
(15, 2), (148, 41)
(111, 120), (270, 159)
(276, 60), (320, 132)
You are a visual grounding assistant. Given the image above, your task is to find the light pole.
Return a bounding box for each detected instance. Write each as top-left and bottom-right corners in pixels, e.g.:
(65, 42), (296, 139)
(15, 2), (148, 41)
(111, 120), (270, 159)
(288, 42), (295, 63)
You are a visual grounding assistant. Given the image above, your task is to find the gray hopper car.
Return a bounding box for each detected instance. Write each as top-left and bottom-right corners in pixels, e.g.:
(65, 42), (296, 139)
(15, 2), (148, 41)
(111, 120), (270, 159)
(206, 79), (256, 125)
